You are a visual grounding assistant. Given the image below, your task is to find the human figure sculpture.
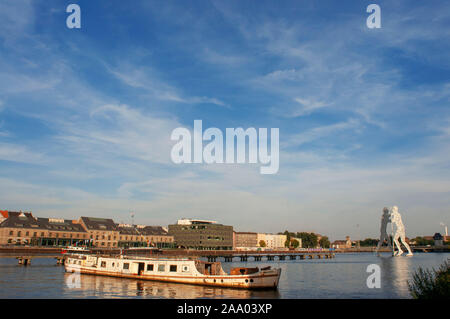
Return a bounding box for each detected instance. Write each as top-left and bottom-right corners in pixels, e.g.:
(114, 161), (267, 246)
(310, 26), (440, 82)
(390, 206), (413, 256)
(375, 207), (392, 254)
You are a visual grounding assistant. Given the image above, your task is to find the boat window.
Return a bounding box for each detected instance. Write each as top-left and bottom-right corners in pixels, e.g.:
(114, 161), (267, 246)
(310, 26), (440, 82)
(112, 262), (115, 267)
(182, 265), (189, 272)
(101, 261), (106, 268)
(169, 265), (177, 272)
(157, 264), (165, 272)
(123, 263), (129, 270)
(147, 264), (154, 271)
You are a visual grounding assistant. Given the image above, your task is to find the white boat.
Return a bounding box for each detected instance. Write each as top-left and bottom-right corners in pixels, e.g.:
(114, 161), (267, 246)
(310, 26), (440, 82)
(65, 254), (281, 289)
(65, 246), (89, 251)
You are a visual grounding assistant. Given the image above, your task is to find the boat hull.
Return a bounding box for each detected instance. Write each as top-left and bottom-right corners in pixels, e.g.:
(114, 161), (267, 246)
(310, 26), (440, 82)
(65, 262), (281, 289)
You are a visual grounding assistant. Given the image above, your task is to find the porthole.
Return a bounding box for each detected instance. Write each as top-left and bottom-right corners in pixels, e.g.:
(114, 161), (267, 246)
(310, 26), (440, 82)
(250, 279), (254, 283)
(245, 279), (249, 283)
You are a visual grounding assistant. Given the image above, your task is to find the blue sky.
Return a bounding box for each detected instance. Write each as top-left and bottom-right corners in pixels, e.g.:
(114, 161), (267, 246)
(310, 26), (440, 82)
(0, 0), (449, 240)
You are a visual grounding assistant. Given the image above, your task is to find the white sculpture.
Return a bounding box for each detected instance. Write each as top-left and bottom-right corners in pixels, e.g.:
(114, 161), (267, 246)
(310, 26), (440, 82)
(376, 207), (393, 254)
(375, 205), (413, 256)
(390, 206), (413, 256)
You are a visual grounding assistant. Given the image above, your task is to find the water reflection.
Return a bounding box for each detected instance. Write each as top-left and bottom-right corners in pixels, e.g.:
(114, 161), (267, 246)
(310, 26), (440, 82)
(2, 253), (448, 299)
(378, 253), (413, 297)
(62, 273), (280, 299)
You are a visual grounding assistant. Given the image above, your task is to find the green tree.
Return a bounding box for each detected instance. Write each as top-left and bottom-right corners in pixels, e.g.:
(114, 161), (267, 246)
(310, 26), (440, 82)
(290, 239), (300, 248)
(359, 238), (379, 247)
(296, 232), (318, 248)
(319, 236), (330, 248)
(412, 236), (434, 246)
(408, 261), (449, 299)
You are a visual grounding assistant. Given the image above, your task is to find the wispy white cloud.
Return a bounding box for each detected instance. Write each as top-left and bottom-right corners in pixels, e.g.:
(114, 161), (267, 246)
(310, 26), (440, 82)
(283, 118), (360, 148)
(291, 98), (330, 117)
(56, 103), (180, 165)
(0, 142), (47, 164)
(108, 66), (228, 107)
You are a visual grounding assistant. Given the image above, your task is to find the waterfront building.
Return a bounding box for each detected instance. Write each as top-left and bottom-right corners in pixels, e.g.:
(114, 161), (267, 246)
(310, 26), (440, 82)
(137, 225), (174, 248)
(433, 233), (444, 246)
(331, 236), (353, 249)
(117, 224), (174, 248)
(234, 232), (258, 249)
(0, 211), (87, 246)
(168, 218), (233, 250)
(0, 210), (174, 248)
(78, 216), (120, 247)
(256, 233), (287, 249)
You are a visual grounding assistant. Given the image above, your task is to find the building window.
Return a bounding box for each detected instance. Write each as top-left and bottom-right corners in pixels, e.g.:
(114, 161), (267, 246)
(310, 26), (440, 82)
(158, 264), (165, 272)
(9, 231), (13, 236)
(17, 231), (21, 237)
(26, 231), (29, 236)
(123, 263), (129, 270)
(169, 265), (177, 272)
(147, 264), (154, 271)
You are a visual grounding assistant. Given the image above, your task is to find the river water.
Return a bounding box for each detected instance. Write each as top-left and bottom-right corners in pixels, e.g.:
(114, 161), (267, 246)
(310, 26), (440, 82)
(0, 252), (448, 299)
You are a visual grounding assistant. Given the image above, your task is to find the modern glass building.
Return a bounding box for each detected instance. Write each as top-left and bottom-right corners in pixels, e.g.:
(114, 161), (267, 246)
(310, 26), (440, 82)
(168, 219), (233, 250)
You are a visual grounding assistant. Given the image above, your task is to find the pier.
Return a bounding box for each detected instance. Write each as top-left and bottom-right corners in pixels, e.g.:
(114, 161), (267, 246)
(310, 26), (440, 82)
(161, 249), (336, 262)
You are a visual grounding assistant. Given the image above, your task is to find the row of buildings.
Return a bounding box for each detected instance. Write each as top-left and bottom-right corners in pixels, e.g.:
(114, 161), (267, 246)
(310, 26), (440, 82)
(0, 212), (298, 250)
(169, 218), (298, 250)
(0, 211), (173, 248)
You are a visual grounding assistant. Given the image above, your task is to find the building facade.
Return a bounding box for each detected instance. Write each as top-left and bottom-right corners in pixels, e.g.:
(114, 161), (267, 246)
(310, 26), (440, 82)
(331, 236), (353, 249)
(117, 224), (174, 248)
(234, 232), (258, 249)
(0, 211), (173, 248)
(79, 216), (120, 247)
(0, 212), (88, 246)
(168, 219), (233, 250)
(256, 233), (287, 249)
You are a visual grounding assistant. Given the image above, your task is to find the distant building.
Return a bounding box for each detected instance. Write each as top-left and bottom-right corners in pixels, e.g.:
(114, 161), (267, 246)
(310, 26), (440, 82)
(117, 224), (174, 248)
(168, 218), (233, 250)
(78, 216), (120, 247)
(433, 233), (444, 246)
(0, 212), (87, 246)
(0, 211), (173, 248)
(332, 236), (352, 249)
(234, 232), (258, 249)
(256, 233), (287, 249)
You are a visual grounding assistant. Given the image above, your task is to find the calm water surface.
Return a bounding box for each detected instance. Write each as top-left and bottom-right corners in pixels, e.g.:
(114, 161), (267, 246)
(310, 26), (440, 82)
(0, 253), (448, 298)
